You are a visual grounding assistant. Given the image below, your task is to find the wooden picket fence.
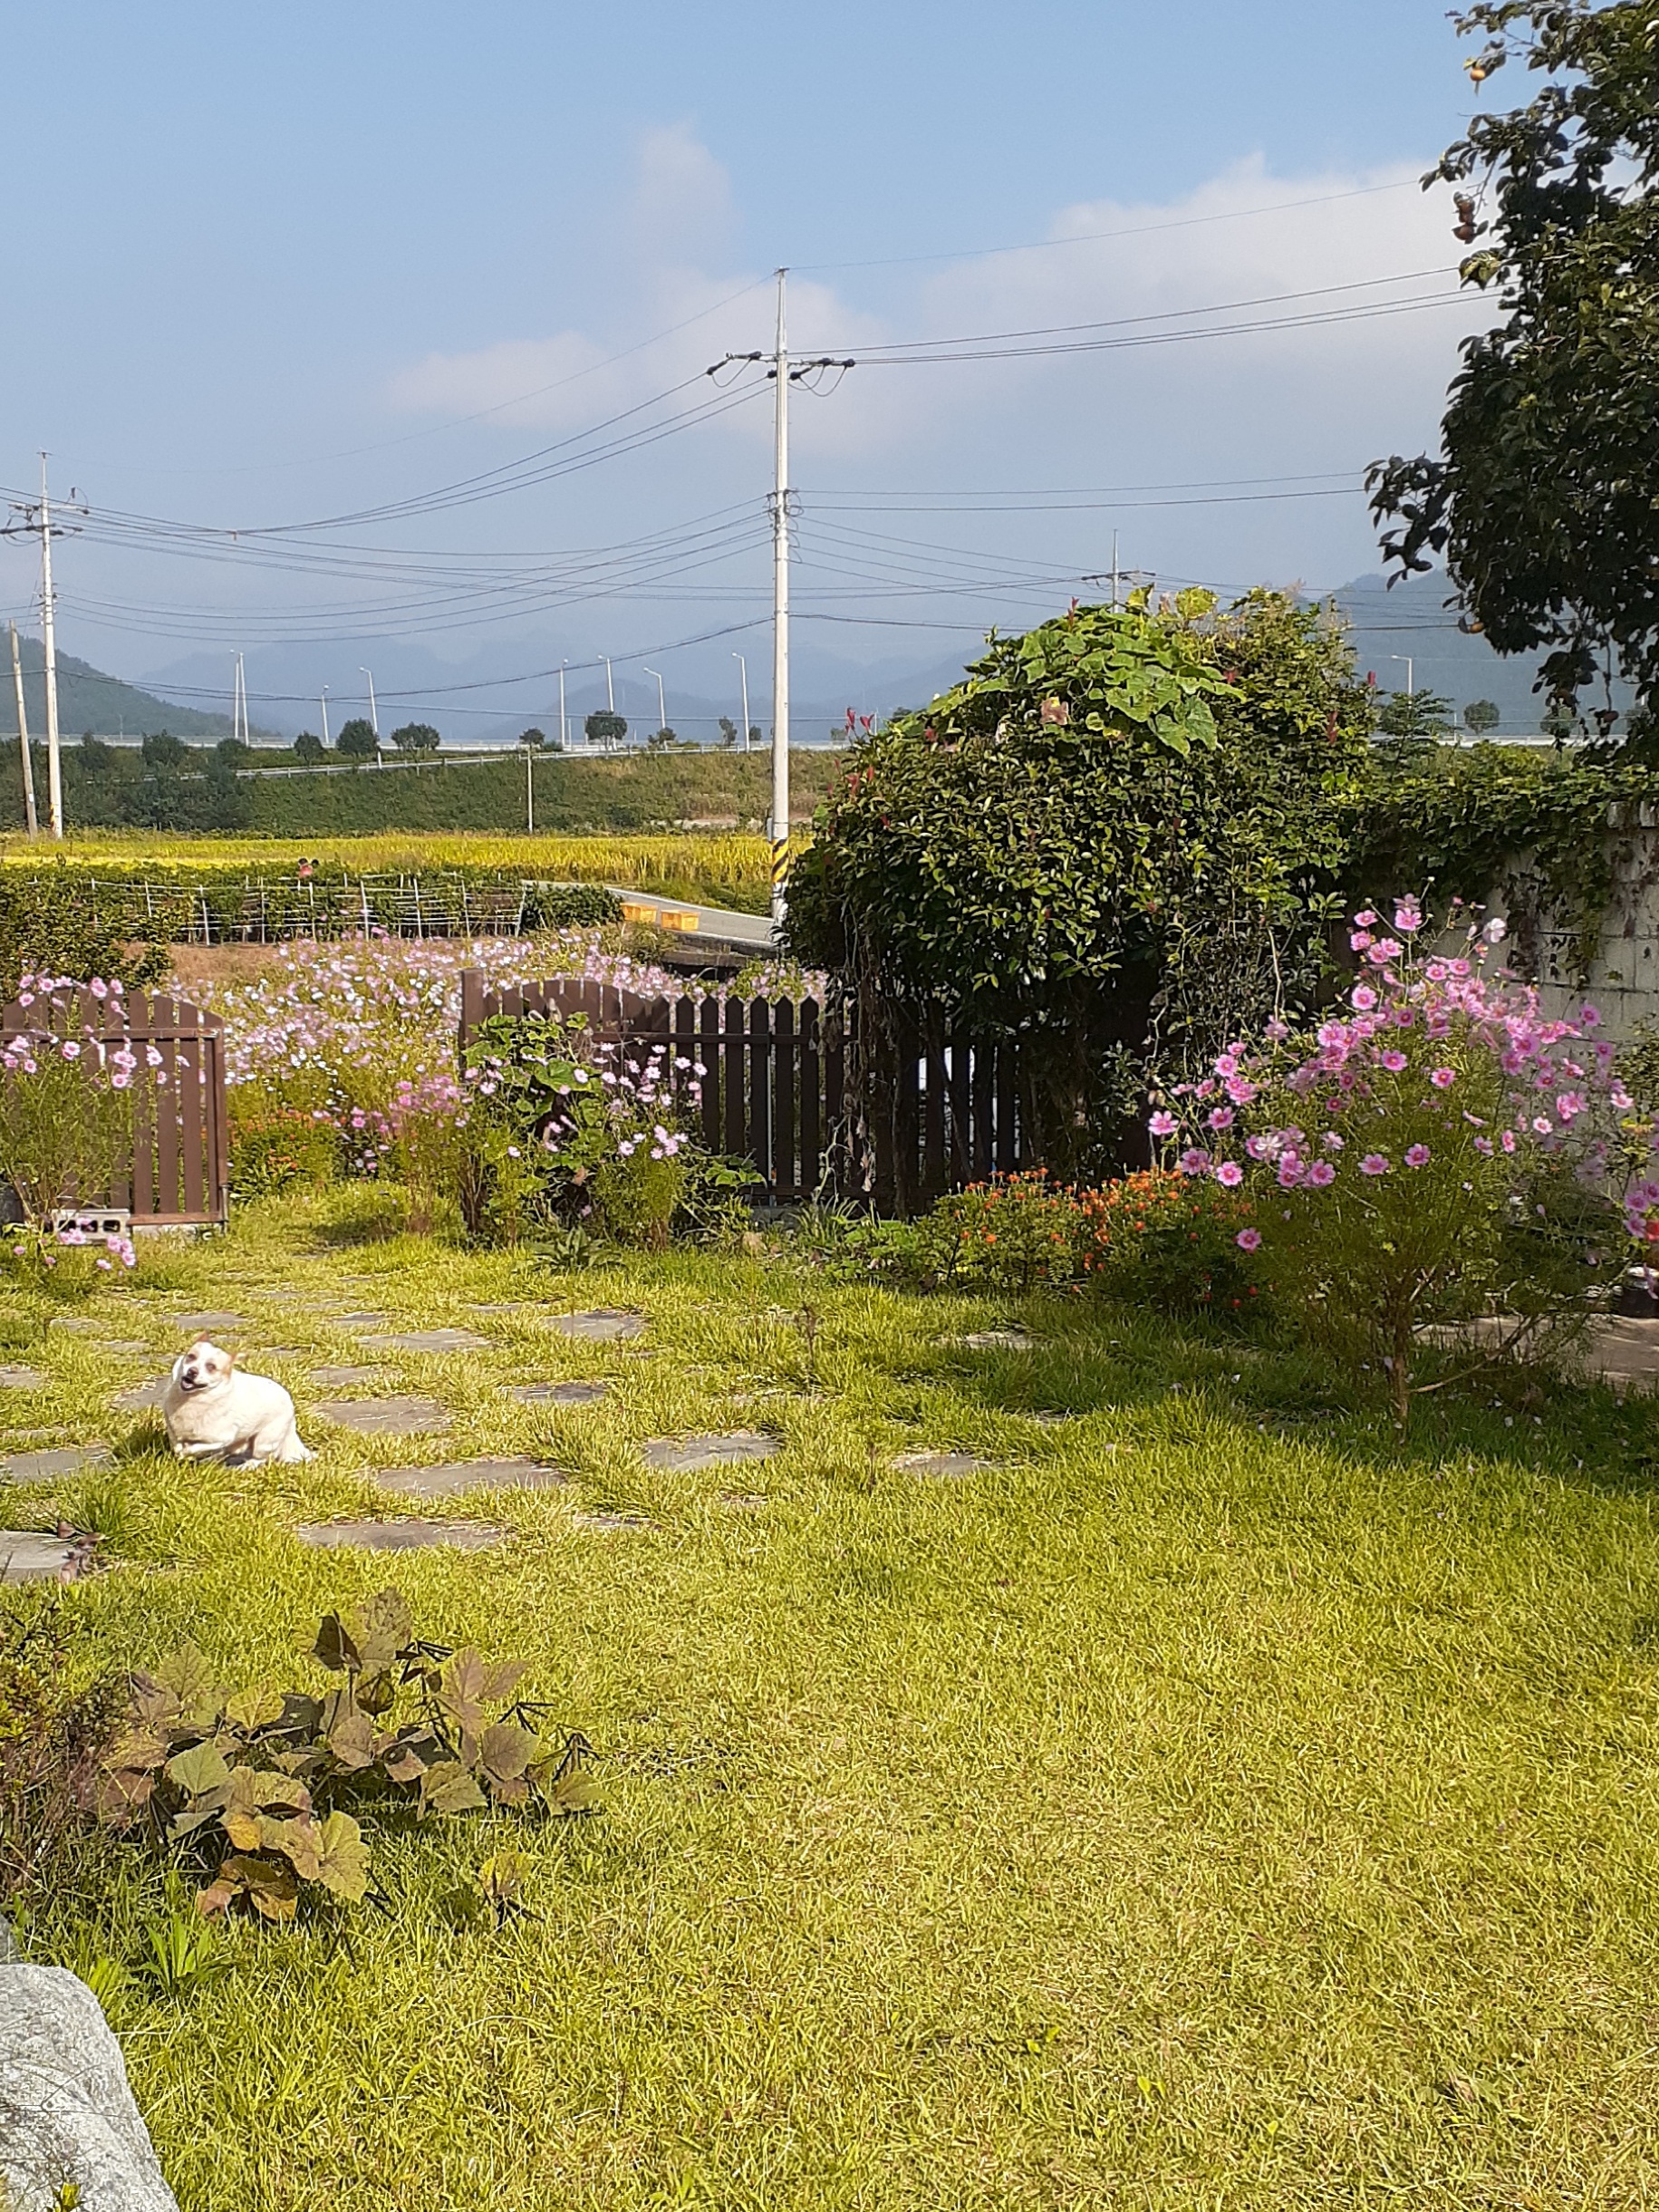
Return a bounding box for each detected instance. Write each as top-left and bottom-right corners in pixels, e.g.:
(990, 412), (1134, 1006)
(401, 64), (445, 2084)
(458, 972), (1041, 1212)
(0, 990), (231, 1226)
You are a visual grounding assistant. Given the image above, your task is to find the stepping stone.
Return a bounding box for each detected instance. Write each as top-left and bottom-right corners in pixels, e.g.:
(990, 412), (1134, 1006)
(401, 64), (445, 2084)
(719, 1491), (769, 1512)
(895, 1450), (995, 1481)
(315, 1396), (452, 1436)
(294, 1518), (506, 1551)
(510, 1379), (609, 1407)
(0, 1367), (45, 1390)
(99, 1340), (149, 1356)
(113, 1378), (170, 1411)
(468, 1302), (535, 1316)
(170, 1311), (244, 1333)
(46, 1317), (104, 1336)
(328, 1310), (387, 1328)
(0, 1444), (113, 1483)
(373, 1456), (571, 1500)
(570, 1509), (651, 1533)
(355, 1328), (489, 1354)
(963, 1328), (1036, 1352)
(0, 1532), (82, 1583)
(308, 1365), (388, 1388)
(546, 1309), (645, 1342)
(641, 1430), (777, 1474)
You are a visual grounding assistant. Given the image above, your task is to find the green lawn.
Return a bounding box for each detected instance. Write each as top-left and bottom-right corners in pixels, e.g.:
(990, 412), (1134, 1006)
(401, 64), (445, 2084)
(9, 1192), (1659, 2209)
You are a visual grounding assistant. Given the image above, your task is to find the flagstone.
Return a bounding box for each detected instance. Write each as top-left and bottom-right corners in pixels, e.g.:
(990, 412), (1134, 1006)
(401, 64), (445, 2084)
(895, 1450), (995, 1480)
(294, 1518), (506, 1551)
(372, 1456), (571, 1500)
(509, 1380), (609, 1406)
(0, 1533), (81, 1582)
(315, 1396), (452, 1436)
(355, 1328), (489, 1354)
(0, 1445), (113, 1483)
(641, 1430), (777, 1474)
(545, 1309), (646, 1342)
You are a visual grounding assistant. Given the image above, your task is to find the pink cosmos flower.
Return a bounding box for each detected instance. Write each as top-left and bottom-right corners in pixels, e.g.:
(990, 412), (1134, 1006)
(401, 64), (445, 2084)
(1236, 1227), (1261, 1251)
(1350, 930), (1374, 953)
(1532, 1116), (1553, 1136)
(1360, 1153), (1391, 1175)
(1215, 1160), (1245, 1187)
(1178, 1148), (1210, 1176)
(1393, 899), (1423, 934)
(1307, 1160), (1336, 1187)
(1430, 1067), (1457, 1089)
(1265, 1019), (1290, 1043)
(1556, 1091), (1585, 1121)
(1379, 1049), (1408, 1073)
(1354, 908), (1378, 928)
(1351, 986), (1377, 1013)
(1580, 1004), (1602, 1028)
(1148, 1110), (1177, 1137)
(1500, 1130), (1518, 1154)
(1276, 1158), (1306, 1189)
(1473, 1136), (1494, 1154)
(1404, 1144), (1431, 1168)
(1207, 1106), (1234, 1130)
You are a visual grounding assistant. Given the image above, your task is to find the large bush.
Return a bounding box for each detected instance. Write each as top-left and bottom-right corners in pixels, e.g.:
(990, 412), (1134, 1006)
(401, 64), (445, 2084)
(0, 871), (167, 1000)
(786, 590), (1374, 1171)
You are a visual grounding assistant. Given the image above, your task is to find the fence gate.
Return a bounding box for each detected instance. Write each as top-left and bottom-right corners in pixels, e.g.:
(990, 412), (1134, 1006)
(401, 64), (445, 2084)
(0, 989), (231, 1226)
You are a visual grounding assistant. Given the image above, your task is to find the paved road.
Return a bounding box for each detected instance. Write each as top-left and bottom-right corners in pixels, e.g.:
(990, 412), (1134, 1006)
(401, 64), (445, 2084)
(611, 888), (775, 952)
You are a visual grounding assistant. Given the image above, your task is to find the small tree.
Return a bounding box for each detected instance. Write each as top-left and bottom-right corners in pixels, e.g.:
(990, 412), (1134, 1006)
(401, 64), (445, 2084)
(1462, 698), (1500, 736)
(294, 731), (325, 763)
(140, 730), (186, 769)
(217, 736), (252, 767)
(718, 716), (738, 749)
(518, 727), (545, 750)
(748, 725), (762, 749)
(336, 718), (378, 759)
(1376, 686), (1455, 739)
(584, 709), (626, 750)
(389, 722), (440, 755)
(647, 726), (680, 750)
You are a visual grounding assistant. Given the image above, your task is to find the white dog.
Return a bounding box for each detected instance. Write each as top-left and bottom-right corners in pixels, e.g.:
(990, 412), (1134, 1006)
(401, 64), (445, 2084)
(161, 1339), (313, 1466)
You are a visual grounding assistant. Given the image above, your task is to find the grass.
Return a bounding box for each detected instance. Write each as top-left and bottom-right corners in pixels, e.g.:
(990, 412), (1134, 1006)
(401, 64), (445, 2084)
(7, 1191), (1659, 2207)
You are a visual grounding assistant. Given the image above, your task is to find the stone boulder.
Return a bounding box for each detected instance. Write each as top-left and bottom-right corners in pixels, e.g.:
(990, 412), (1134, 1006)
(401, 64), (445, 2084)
(0, 1964), (178, 2211)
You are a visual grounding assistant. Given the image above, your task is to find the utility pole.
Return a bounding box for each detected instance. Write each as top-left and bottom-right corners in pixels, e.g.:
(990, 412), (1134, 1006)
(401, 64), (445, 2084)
(8, 623), (36, 836)
(524, 735), (535, 835)
(1391, 654), (1414, 697)
(769, 270), (791, 924)
(558, 661), (568, 752)
(38, 459), (63, 837)
(320, 687), (330, 747)
(733, 652), (750, 753)
(1110, 530), (1120, 611)
(232, 652), (248, 746)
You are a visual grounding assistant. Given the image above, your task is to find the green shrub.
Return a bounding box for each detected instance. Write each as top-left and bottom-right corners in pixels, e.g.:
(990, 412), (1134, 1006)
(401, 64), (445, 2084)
(915, 1171), (1081, 1294)
(97, 1587), (594, 1922)
(1076, 1168), (1262, 1317)
(0, 874), (166, 1000)
(1, 1599), (119, 1908)
(228, 1110), (339, 1201)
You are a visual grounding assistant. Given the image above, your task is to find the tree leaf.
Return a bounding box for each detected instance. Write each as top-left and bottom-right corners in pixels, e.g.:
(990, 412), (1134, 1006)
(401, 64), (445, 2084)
(150, 1647), (222, 1730)
(418, 1760), (487, 1817)
(348, 1587), (412, 1672)
(326, 1710), (376, 1771)
(313, 1811), (371, 1901)
(224, 1686), (285, 1734)
(477, 1721), (536, 1791)
(432, 1650), (490, 1734)
(164, 1741), (232, 1799)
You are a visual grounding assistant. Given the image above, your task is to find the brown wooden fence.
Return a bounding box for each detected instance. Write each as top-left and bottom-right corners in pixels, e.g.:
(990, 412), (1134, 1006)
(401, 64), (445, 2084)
(0, 990), (231, 1226)
(458, 972), (1041, 1212)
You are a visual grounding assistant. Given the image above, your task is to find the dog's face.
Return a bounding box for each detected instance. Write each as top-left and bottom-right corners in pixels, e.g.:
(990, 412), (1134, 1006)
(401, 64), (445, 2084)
(174, 1338), (235, 1395)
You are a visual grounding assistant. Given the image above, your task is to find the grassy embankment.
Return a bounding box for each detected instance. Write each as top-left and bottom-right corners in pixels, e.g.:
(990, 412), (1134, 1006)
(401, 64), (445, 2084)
(6, 1190), (1659, 2207)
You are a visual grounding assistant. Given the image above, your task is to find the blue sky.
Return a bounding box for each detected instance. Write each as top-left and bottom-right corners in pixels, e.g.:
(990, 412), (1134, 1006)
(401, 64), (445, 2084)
(0, 2), (1493, 733)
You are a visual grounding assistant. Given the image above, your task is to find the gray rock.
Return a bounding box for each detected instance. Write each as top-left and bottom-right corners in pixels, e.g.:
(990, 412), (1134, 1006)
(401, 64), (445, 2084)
(962, 1328), (1036, 1351)
(895, 1450), (995, 1481)
(0, 1445), (113, 1483)
(354, 1328), (489, 1354)
(545, 1309), (645, 1342)
(570, 1509), (651, 1533)
(169, 1311), (243, 1333)
(113, 1379), (169, 1412)
(0, 1367), (46, 1390)
(0, 1534), (82, 1584)
(641, 1430), (776, 1474)
(307, 1365), (388, 1388)
(294, 1518), (506, 1551)
(314, 1396), (451, 1436)
(326, 1310), (386, 1328)
(0, 1965), (179, 2210)
(509, 1379), (609, 1407)
(373, 1456), (571, 1500)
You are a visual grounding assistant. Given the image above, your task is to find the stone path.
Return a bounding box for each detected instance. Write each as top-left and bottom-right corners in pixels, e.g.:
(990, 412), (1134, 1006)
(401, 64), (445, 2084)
(372, 1456), (570, 1501)
(327, 1310), (386, 1328)
(0, 1445), (112, 1483)
(570, 1509), (651, 1533)
(510, 1380), (608, 1407)
(0, 1368), (44, 1391)
(170, 1311), (244, 1334)
(0, 1533), (79, 1582)
(355, 1328), (489, 1354)
(641, 1431), (776, 1474)
(112, 1380), (169, 1412)
(895, 1450), (995, 1481)
(545, 1309), (645, 1342)
(963, 1328), (1036, 1352)
(315, 1397), (452, 1437)
(294, 1518), (506, 1551)
(308, 1365), (389, 1388)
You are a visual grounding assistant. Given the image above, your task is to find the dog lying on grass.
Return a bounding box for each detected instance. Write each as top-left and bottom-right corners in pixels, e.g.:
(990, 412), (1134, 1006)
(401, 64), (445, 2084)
(161, 1338), (313, 1466)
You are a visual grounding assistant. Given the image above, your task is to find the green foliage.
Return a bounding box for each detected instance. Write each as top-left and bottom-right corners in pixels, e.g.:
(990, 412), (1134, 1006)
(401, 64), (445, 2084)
(216, 738), (252, 768)
(0, 1599), (118, 1907)
(0, 1036), (133, 1229)
(292, 731), (325, 764)
(390, 722), (441, 755)
(97, 1589), (595, 1923)
(1076, 1168), (1262, 1318)
(335, 718), (378, 758)
(141, 732), (187, 770)
(1369, 2), (1659, 740)
(0, 871), (167, 998)
(229, 1109), (339, 1201)
(518, 728), (546, 750)
(912, 1172), (1082, 1294)
(1463, 698), (1501, 734)
(138, 1913), (228, 2002)
(786, 591), (1372, 1163)
(584, 709), (628, 750)
(1376, 685), (1456, 739)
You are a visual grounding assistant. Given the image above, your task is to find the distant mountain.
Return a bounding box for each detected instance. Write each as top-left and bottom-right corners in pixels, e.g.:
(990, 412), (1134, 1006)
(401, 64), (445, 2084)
(1326, 571), (1630, 736)
(1, 632), (246, 742)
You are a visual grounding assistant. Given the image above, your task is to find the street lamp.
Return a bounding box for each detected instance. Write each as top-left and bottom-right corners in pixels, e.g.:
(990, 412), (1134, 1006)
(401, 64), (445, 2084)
(733, 652), (749, 752)
(642, 665), (666, 739)
(359, 666), (381, 763)
(320, 686), (330, 748)
(558, 660), (568, 752)
(1389, 655), (1414, 697)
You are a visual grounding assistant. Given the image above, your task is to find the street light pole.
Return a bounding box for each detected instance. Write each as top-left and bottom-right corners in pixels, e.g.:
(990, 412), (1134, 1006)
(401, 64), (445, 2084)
(558, 661), (568, 752)
(320, 687), (330, 747)
(733, 652), (749, 752)
(769, 268), (790, 925)
(642, 665), (666, 738)
(360, 666), (381, 763)
(1390, 655), (1414, 697)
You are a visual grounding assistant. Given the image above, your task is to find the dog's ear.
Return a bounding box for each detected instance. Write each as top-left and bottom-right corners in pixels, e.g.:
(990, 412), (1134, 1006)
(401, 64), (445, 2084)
(169, 1355), (185, 1382)
(227, 1348), (238, 1370)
